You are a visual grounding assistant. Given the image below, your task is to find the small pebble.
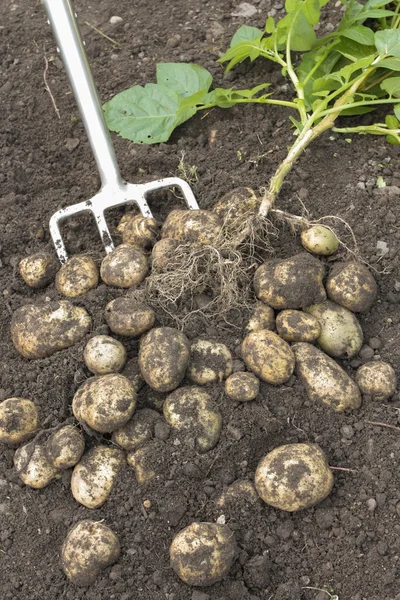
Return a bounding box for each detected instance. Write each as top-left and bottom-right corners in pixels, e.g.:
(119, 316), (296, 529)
(109, 15), (123, 24)
(369, 337), (382, 350)
(366, 498), (377, 512)
(359, 345), (375, 360)
(341, 425), (354, 439)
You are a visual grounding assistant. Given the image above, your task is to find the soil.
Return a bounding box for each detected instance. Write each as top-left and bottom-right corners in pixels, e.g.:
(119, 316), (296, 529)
(1, 1), (400, 599)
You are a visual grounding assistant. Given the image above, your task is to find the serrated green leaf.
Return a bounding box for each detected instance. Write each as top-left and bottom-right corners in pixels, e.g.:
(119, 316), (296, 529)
(381, 76), (400, 97)
(375, 30), (400, 58)
(230, 25), (264, 46)
(341, 25), (375, 46)
(394, 105), (400, 120)
(156, 63), (212, 98)
(385, 114), (399, 128)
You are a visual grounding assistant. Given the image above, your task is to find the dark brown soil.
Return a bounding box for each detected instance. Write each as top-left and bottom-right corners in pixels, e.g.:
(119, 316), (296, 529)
(1, 1), (400, 599)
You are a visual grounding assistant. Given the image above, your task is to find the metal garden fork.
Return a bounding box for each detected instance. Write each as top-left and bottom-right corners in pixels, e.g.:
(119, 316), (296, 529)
(43, 0), (199, 264)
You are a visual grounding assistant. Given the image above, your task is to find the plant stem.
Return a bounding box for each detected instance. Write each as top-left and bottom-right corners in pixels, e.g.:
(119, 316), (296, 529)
(285, 4), (308, 124)
(333, 124), (399, 137)
(199, 97), (298, 111)
(320, 97), (400, 117)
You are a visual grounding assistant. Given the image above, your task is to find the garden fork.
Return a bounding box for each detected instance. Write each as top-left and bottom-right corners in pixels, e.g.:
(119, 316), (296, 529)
(43, 0), (199, 264)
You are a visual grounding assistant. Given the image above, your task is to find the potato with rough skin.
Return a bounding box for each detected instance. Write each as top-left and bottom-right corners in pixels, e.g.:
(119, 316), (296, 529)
(139, 327), (190, 392)
(0, 398), (39, 445)
(84, 335), (126, 375)
(216, 480), (260, 507)
(19, 252), (58, 288)
(151, 238), (179, 271)
(56, 255), (99, 297)
(46, 425), (85, 470)
(301, 225), (339, 256)
(14, 442), (60, 489)
(100, 243), (148, 288)
(245, 302), (275, 334)
(121, 358), (145, 392)
(276, 310), (321, 343)
(61, 520), (120, 586)
(161, 210), (222, 245)
(11, 301), (91, 359)
(213, 187), (258, 232)
(170, 522), (237, 586)
(292, 342), (361, 411)
(127, 440), (166, 484)
(355, 361), (397, 401)
(188, 339), (233, 385)
(326, 261), (377, 313)
(121, 214), (159, 248)
(225, 372), (260, 402)
(112, 408), (162, 451)
(241, 329), (295, 385)
(255, 443), (334, 511)
(105, 297), (155, 337)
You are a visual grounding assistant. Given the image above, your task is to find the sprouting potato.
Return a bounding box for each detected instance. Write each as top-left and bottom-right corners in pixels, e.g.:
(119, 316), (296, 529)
(326, 261), (378, 313)
(245, 302), (275, 333)
(170, 522), (237, 586)
(276, 310), (321, 343)
(105, 297), (155, 337)
(84, 335), (126, 375)
(100, 243), (149, 288)
(225, 372), (260, 402)
(355, 361), (397, 401)
(151, 238), (179, 271)
(71, 445), (124, 509)
(216, 480), (260, 507)
(72, 373), (136, 433)
(45, 425), (85, 470)
(121, 214), (159, 248)
(19, 252), (58, 288)
(11, 300), (91, 359)
(301, 225), (339, 256)
(255, 443), (334, 511)
(292, 342), (361, 412)
(61, 520), (120, 586)
(139, 327), (190, 392)
(127, 439), (166, 485)
(161, 209), (222, 245)
(56, 255), (99, 297)
(213, 187), (259, 231)
(188, 339), (233, 385)
(112, 408), (162, 451)
(241, 329), (295, 385)
(14, 442), (60, 489)
(0, 398), (39, 445)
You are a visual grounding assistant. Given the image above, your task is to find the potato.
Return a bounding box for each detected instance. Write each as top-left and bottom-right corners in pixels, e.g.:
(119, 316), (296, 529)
(151, 238), (179, 271)
(105, 297), (155, 337)
(71, 445), (124, 508)
(14, 442), (60, 489)
(121, 214), (159, 248)
(253, 253), (326, 310)
(163, 386), (222, 453)
(292, 342), (361, 411)
(216, 480), (259, 507)
(61, 520), (120, 586)
(170, 522), (237, 586)
(255, 443), (334, 511)
(19, 252), (58, 288)
(241, 329), (295, 385)
(225, 372), (259, 402)
(121, 358), (145, 392)
(276, 310), (321, 343)
(326, 261), (377, 313)
(11, 300), (91, 359)
(100, 243), (149, 288)
(301, 225), (339, 256)
(188, 339), (233, 385)
(161, 209), (222, 245)
(56, 255), (99, 297)
(73, 374), (136, 433)
(306, 300), (363, 359)
(213, 187), (258, 231)
(46, 425), (85, 470)
(127, 440), (165, 485)
(139, 327), (190, 392)
(112, 408), (162, 451)
(84, 335), (126, 375)
(0, 398), (39, 445)
(355, 361), (397, 401)
(245, 302), (275, 334)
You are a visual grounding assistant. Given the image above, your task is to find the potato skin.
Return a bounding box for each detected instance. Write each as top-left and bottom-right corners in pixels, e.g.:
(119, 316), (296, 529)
(241, 329), (295, 385)
(216, 480), (259, 507)
(46, 425), (85, 470)
(139, 327), (190, 392)
(84, 335), (126, 375)
(355, 361), (397, 401)
(276, 310), (321, 343)
(100, 243), (149, 288)
(245, 302), (275, 334)
(188, 339), (233, 385)
(112, 408), (161, 451)
(161, 209), (222, 245)
(301, 225), (339, 256)
(213, 187), (258, 231)
(19, 252), (58, 288)
(151, 238), (179, 271)
(225, 372), (260, 402)
(56, 255), (99, 297)
(105, 298), (155, 337)
(121, 215), (159, 248)
(127, 439), (165, 485)
(0, 398), (39, 445)
(255, 443), (334, 512)
(326, 261), (377, 313)
(14, 442), (60, 489)
(292, 342), (361, 411)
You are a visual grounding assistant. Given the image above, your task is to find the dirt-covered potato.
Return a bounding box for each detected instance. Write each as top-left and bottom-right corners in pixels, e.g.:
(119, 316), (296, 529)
(225, 372), (260, 402)
(72, 374), (136, 433)
(112, 408), (162, 451)
(301, 225), (339, 256)
(326, 261), (377, 313)
(11, 300), (91, 359)
(127, 439), (166, 484)
(61, 520), (120, 586)
(100, 243), (149, 288)
(56, 255), (99, 297)
(292, 342), (361, 411)
(355, 361), (397, 401)
(276, 310), (321, 343)
(121, 214), (159, 248)
(216, 480), (260, 507)
(253, 253), (326, 310)
(161, 209), (222, 245)
(255, 443), (334, 511)
(14, 442), (60, 488)
(121, 358), (146, 392)
(188, 339), (233, 385)
(245, 302), (275, 333)
(46, 425), (85, 470)
(19, 252), (58, 288)
(306, 300), (363, 359)
(151, 238), (179, 271)
(213, 187), (258, 231)
(139, 327), (190, 392)
(71, 445), (124, 509)
(163, 386), (222, 453)
(170, 522), (237, 586)
(84, 335), (126, 375)
(0, 398), (39, 445)
(241, 329), (295, 385)
(105, 297), (155, 337)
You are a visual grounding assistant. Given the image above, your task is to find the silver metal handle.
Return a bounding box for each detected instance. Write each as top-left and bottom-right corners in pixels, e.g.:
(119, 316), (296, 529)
(43, 0), (123, 189)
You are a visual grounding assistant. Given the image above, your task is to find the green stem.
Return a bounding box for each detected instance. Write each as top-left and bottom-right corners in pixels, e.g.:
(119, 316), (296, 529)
(285, 5), (308, 124)
(302, 40), (341, 87)
(333, 124), (400, 136)
(199, 97), (298, 111)
(319, 97), (400, 117)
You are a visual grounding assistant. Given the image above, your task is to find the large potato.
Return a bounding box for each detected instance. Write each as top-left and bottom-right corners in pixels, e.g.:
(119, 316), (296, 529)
(161, 210), (222, 245)
(292, 342), (361, 411)
(241, 329), (295, 385)
(355, 361), (397, 401)
(11, 301), (91, 359)
(14, 442), (60, 489)
(253, 253), (326, 310)
(0, 398), (39, 445)
(326, 261), (377, 313)
(19, 252), (58, 288)
(100, 243), (149, 288)
(121, 214), (159, 248)
(255, 443), (334, 511)
(213, 187), (258, 231)
(84, 335), (126, 375)
(139, 327), (190, 392)
(188, 339), (233, 385)
(105, 298), (155, 337)
(46, 425), (85, 470)
(112, 408), (162, 451)
(276, 310), (321, 343)
(301, 225), (339, 256)
(225, 372), (259, 402)
(56, 255), (99, 297)
(245, 302), (275, 334)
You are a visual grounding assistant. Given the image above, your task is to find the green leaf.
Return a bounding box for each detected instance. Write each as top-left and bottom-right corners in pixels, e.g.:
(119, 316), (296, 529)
(394, 105), (400, 120)
(265, 16), (275, 34)
(336, 37), (376, 61)
(378, 57), (400, 70)
(386, 134), (400, 145)
(218, 37), (265, 71)
(230, 25), (264, 46)
(278, 10), (317, 51)
(381, 76), (400, 97)
(375, 30), (400, 58)
(341, 25), (375, 46)
(156, 63), (212, 98)
(339, 105), (376, 115)
(339, 55), (376, 80)
(354, 9), (395, 19)
(385, 114), (399, 128)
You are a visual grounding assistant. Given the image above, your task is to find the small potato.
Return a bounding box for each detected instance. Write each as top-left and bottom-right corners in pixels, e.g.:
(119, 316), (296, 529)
(139, 327), (190, 392)
(163, 386), (222, 453)
(105, 297), (155, 337)
(112, 408), (162, 451)
(14, 442), (60, 489)
(127, 439), (166, 484)
(11, 301), (91, 359)
(100, 243), (149, 288)
(151, 238), (179, 271)
(19, 252), (58, 288)
(245, 302), (275, 334)
(188, 339), (233, 385)
(71, 445), (124, 509)
(161, 209), (222, 245)
(72, 374), (136, 433)
(276, 310), (321, 343)
(241, 329), (295, 385)
(225, 372), (259, 402)
(121, 214), (159, 248)
(216, 480), (259, 507)
(213, 187), (258, 231)
(56, 255), (99, 297)
(301, 225), (339, 256)
(46, 425), (85, 470)
(0, 398), (39, 445)
(84, 335), (126, 375)
(326, 261), (377, 313)
(61, 520), (120, 586)
(253, 253), (326, 310)
(255, 443), (334, 511)
(170, 522), (237, 586)
(355, 361), (397, 401)
(292, 342), (361, 411)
